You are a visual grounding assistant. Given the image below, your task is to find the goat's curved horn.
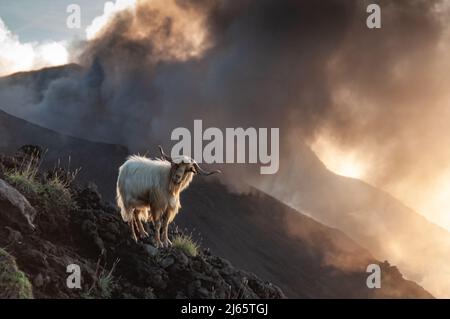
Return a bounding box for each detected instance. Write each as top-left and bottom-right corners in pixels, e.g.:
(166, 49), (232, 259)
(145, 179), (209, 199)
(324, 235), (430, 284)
(158, 145), (173, 163)
(193, 163), (222, 176)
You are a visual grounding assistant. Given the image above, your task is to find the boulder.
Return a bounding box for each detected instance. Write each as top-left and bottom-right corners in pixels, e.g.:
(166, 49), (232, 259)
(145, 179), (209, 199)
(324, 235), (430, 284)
(0, 179), (36, 231)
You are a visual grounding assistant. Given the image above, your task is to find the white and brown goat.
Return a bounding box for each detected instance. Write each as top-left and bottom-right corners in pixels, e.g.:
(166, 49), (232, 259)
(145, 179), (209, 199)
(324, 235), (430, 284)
(116, 146), (220, 247)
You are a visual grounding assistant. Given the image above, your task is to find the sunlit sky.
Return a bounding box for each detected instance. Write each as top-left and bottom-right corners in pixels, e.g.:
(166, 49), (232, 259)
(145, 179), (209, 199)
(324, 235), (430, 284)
(0, 1), (105, 42)
(312, 138), (450, 232)
(0, 0), (137, 75)
(311, 136), (369, 180)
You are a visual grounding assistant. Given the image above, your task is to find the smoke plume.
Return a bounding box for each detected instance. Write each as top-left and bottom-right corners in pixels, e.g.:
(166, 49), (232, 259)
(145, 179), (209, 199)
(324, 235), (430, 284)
(1, 0), (450, 296)
(3, 0), (449, 180)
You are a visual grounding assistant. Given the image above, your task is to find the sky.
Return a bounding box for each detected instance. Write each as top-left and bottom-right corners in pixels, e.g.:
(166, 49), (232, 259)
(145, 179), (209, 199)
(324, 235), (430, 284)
(0, 0), (105, 42)
(0, 0), (136, 75)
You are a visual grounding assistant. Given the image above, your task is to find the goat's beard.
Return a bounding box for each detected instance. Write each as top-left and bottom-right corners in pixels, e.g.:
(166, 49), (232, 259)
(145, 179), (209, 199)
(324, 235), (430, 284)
(169, 169), (194, 195)
(172, 177), (183, 185)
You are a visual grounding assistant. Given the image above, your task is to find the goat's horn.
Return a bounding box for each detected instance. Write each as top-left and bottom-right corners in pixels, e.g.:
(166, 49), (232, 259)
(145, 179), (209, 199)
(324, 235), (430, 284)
(193, 163), (222, 176)
(158, 145), (173, 163)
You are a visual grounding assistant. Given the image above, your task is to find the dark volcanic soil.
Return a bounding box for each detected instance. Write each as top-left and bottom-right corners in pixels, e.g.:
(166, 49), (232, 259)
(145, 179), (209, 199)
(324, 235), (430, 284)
(0, 147), (433, 299)
(0, 151), (284, 299)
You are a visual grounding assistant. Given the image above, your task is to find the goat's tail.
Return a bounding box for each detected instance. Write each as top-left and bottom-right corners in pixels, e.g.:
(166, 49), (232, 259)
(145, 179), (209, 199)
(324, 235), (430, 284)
(116, 182), (132, 222)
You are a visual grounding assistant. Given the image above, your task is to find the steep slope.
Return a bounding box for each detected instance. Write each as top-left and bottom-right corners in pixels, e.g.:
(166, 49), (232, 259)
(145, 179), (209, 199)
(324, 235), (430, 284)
(0, 64), (82, 124)
(0, 109), (433, 298)
(0, 149), (432, 298)
(178, 179), (431, 298)
(0, 163), (284, 299)
(0, 109), (127, 200)
(0, 64), (82, 99)
(257, 144), (450, 297)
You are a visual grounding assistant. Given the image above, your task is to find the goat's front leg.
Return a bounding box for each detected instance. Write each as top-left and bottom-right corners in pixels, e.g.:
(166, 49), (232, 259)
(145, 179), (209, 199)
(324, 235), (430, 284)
(162, 213), (172, 248)
(153, 218), (163, 248)
(129, 219), (138, 242)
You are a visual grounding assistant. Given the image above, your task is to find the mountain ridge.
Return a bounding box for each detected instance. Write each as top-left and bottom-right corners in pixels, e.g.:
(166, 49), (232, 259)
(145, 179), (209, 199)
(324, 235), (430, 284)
(0, 109), (433, 298)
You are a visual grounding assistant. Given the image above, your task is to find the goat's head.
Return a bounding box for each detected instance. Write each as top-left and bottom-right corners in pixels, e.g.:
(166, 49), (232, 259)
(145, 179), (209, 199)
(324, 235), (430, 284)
(158, 145), (221, 185)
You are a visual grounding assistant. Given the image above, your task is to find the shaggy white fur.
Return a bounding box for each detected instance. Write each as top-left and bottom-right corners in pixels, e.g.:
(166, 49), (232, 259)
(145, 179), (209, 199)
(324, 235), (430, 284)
(116, 155), (194, 246)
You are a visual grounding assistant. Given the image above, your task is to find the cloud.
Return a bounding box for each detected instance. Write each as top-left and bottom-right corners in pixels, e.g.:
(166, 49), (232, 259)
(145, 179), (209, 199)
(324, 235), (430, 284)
(0, 18), (69, 77)
(85, 0), (137, 40)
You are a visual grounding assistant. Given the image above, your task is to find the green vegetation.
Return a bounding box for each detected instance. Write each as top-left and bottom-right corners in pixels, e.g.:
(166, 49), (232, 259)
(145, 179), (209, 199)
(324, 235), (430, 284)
(4, 160), (41, 196)
(0, 248), (33, 299)
(172, 234), (200, 257)
(4, 154), (79, 211)
(83, 258), (119, 299)
(41, 174), (75, 211)
(96, 264), (116, 299)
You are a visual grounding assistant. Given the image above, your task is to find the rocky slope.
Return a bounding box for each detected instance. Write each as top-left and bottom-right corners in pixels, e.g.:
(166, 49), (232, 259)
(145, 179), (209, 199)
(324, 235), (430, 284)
(0, 150), (284, 299)
(178, 179), (433, 299)
(0, 147), (432, 299)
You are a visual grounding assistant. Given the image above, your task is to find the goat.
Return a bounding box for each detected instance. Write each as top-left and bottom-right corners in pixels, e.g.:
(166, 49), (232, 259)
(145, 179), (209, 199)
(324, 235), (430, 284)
(116, 146), (221, 247)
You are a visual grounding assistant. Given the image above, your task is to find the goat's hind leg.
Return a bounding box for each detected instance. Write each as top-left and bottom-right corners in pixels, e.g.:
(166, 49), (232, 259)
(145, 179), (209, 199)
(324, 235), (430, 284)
(137, 218), (149, 238)
(124, 206), (138, 242)
(153, 218), (163, 248)
(134, 209), (149, 239)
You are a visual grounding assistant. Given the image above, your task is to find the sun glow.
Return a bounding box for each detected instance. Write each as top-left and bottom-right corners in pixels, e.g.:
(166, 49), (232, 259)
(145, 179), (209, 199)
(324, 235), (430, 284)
(401, 170), (450, 231)
(332, 159), (366, 179)
(311, 135), (367, 179)
(311, 134), (450, 232)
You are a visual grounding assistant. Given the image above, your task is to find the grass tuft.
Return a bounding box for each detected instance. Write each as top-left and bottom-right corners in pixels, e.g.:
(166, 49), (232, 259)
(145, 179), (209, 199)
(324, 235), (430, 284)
(5, 170), (41, 195)
(172, 234), (199, 257)
(83, 256), (119, 299)
(4, 153), (80, 211)
(41, 174), (75, 211)
(4, 154), (41, 196)
(0, 248), (33, 299)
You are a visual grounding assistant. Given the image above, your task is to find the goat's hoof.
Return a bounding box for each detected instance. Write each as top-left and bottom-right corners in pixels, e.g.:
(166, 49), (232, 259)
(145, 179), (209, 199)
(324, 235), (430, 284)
(139, 231), (149, 239)
(155, 240), (164, 248)
(163, 238), (173, 248)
